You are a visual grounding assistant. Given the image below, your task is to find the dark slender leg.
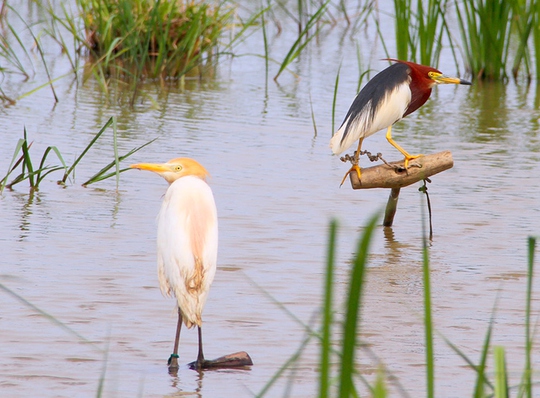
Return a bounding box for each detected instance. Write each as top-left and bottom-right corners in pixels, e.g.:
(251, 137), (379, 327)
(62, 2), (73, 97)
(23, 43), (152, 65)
(168, 308), (182, 372)
(196, 326), (205, 369)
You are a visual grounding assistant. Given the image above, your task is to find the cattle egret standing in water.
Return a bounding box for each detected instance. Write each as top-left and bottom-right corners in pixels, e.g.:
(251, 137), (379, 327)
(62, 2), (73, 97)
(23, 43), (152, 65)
(130, 158), (218, 371)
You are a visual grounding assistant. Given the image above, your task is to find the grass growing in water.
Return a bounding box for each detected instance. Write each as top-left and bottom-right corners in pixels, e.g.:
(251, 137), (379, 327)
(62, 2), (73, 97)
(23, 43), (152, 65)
(78, 0), (234, 81)
(258, 216), (538, 396)
(455, 0), (514, 80)
(392, 0), (456, 68)
(273, 0), (331, 81)
(0, 127), (68, 193)
(0, 117), (155, 192)
(337, 214), (377, 397)
(4, 0), (540, 105)
(511, 0), (540, 82)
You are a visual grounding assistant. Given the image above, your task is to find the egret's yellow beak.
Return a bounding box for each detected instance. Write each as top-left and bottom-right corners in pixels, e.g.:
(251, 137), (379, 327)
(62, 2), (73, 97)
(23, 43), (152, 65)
(129, 163), (169, 173)
(431, 72), (471, 85)
(130, 158), (209, 183)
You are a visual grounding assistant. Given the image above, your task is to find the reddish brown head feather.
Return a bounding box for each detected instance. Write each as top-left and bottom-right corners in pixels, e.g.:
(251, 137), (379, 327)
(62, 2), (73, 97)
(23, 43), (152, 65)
(384, 59), (439, 117)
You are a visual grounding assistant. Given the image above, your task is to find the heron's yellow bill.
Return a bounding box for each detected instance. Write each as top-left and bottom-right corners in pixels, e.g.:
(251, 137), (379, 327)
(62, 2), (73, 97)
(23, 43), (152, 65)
(431, 72), (471, 85)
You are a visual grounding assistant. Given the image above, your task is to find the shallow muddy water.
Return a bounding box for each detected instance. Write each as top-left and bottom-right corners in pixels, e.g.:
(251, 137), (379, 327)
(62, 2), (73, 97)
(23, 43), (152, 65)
(1, 2), (540, 397)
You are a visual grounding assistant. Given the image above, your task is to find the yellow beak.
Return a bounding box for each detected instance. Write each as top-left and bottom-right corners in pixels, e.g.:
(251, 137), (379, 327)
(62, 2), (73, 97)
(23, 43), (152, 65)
(433, 73), (471, 85)
(129, 163), (169, 173)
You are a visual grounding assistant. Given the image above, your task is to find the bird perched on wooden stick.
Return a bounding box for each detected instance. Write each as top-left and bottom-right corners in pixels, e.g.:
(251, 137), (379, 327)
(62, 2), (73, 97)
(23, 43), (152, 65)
(130, 158), (218, 372)
(330, 59), (471, 185)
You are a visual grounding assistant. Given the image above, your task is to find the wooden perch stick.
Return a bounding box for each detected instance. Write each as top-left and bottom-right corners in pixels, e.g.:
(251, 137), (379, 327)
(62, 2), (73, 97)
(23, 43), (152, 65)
(188, 351), (253, 370)
(348, 150), (453, 190)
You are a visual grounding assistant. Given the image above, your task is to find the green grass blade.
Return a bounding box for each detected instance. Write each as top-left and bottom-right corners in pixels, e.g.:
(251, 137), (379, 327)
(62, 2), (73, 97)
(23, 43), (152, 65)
(0, 138), (26, 193)
(374, 17), (391, 60)
(10, 166), (66, 189)
(422, 233), (434, 398)
(247, 270), (368, 395)
(3, 17), (32, 77)
(34, 166), (67, 185)
(320, 219), (337, 398)
(273, 0), (330, 81)
(61, 117), (115, 183)
(331, 62), (342, 135)
(0, 283), (101, 350)
(309, 93), (317, 138)
(521, 236), (536, 397)
(96, 338), (110, 397)
(82, 168), (130, 187)
(511, 1), (532, 79)
(437, 2), (460, 73)
(331, 61), (342, 134)
(393, 0), (412, 61)
(255, 334), (313, 397)
(473, 302), (497, 397)
(81, 137), (157, 187)
(534, 1), (540, 82)
(4, 172), (30, 189)
(355, 42), (370, 93)
(262, 9), (269, 83)
(17, 71), (76, 102)
(112, 117), (120, 188)
(21, 129), (35, 188)
(221, 7), (268, 54)
(36, 146), (68, 186)
(455, 0), (514, 80)
(372, 369), (388, 398)
(338, 212), (379, 397)
(494, 346), (509, 398)
(13, 9), (58, 102)
(438, 329), (494, 394)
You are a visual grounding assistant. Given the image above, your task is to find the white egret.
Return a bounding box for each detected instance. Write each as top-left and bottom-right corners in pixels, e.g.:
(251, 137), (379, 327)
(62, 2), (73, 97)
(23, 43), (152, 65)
(130, 157), (218, 371)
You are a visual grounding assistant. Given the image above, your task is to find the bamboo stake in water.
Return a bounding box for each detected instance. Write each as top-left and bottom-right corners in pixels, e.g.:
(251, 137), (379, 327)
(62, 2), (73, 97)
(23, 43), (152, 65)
(383, 187), (400, 227)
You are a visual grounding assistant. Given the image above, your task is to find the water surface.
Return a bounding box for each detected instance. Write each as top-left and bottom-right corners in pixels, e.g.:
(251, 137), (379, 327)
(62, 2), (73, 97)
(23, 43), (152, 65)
(1, 2), (540, 397)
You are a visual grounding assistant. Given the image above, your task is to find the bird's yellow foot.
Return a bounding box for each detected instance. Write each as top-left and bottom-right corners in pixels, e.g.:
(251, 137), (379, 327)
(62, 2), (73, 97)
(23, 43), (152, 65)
(340, 164), (361, 187)
(403, 154), (422, 169)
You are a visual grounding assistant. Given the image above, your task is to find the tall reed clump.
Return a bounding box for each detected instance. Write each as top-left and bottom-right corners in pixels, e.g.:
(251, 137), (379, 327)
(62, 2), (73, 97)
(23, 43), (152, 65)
(393, 0), (412, 62)
(77, 0), (234, 81)
(529, 2), (540, 83)
(511, 0), (540, 82)
(392, 0), (455, 68)
(455, 0), (514, 81)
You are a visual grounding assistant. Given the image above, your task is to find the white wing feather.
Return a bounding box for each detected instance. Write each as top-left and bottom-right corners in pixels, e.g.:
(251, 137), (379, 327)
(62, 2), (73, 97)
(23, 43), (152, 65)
(156, 176), (218, 328)
(330, 82), (412, 155)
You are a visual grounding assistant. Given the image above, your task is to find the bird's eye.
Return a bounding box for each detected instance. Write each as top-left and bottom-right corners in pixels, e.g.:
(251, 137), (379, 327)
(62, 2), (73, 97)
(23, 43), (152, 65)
(428, 71), (436, 78)
(174, 165), (183, 172)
